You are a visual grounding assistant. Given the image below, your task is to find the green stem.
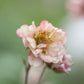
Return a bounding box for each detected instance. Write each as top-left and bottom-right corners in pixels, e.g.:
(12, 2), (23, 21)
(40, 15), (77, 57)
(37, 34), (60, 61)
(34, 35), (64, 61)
(21, 57), (30, 84)
(25, 65), (30, 84)
(37, 65), (47, 84)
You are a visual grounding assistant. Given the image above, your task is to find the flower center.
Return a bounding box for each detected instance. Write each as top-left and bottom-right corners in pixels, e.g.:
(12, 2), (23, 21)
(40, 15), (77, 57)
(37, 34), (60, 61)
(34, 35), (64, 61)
(34, 32), (53, 45)
(35, 33), (47, 45)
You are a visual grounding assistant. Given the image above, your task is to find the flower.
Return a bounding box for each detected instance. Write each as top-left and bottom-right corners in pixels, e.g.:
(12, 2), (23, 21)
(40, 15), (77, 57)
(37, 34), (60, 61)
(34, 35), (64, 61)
(66, 0), (84, 17)
(16, 20), (72, 72)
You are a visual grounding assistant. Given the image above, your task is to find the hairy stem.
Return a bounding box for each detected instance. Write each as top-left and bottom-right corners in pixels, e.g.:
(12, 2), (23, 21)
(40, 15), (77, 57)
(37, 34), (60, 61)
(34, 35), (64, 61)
(37, 65), (47, 84)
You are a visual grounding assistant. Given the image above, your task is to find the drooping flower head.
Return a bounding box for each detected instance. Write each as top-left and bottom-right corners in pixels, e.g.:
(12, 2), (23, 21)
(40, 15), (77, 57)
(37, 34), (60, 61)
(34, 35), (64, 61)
(49, 54), (72, 73)
(16, 20), (72, 72)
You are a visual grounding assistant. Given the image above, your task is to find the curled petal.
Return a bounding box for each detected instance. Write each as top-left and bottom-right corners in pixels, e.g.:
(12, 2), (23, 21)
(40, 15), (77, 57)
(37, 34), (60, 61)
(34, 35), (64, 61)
(40, 55), (58, 63)
(16, 24), (29, 38)
(56, 29), (67, 44)
(33, 49), (42, 57)
(40, 20), (48, 26)
(37, 44), (47, 49)
(40, 55), (52, 63)
(22, 38), (28, 47)
(36, 20), (53, 32)
(28, 51), (43, 67)
(27, 37), (36, 49)
(16, 29), (23, 38)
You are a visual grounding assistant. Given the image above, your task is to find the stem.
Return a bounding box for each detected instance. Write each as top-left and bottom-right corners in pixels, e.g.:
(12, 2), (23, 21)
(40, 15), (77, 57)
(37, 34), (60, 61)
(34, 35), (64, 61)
(25, 65), (30, 84)
(37, 65), (47, 84)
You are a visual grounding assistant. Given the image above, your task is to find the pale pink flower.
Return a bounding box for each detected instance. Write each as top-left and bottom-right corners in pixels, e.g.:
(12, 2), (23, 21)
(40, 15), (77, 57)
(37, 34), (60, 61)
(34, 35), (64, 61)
(16, 20), (72, 72)
(66, 0), (84, 17)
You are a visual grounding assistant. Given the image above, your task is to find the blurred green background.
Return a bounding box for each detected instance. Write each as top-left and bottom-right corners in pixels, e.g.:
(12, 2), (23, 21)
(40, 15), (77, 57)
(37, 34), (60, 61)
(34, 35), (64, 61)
(0, 0), (84, 84)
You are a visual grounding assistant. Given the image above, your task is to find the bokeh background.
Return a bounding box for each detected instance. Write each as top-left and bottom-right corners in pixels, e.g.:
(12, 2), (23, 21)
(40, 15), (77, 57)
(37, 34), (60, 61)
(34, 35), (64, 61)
(0, 0), (84, 84)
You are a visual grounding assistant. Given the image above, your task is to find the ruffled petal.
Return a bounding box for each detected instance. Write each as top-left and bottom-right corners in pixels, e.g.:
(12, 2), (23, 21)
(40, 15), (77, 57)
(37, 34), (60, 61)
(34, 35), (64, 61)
(28, 51), (43, 67)
(37, 44), (47, 49)
(22, 38), (28, 47)
(33, 49), (42, 57)
(16, 24), (29, 38)
(27, 37), (36, 49)
(16, 29), (23, 38)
